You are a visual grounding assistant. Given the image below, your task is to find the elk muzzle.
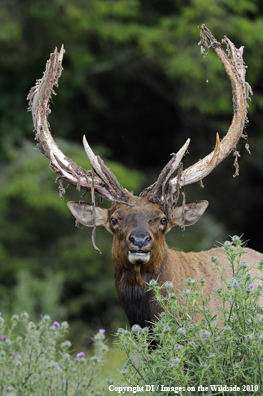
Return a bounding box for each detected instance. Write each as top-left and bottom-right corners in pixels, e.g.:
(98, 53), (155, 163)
(128, 226), (152, 265)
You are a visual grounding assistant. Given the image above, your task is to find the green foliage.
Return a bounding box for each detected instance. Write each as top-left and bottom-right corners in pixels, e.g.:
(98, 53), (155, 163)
(2, 0), (263, 158)
(12, 270), (64, 322)
(1, 0), (263, 349)
(0, 313), (108, 395)
(0, 139), (144, 336)
(116, 237), (263, 395)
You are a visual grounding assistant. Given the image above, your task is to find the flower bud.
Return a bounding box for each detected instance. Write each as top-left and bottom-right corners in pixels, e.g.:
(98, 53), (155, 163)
(27, 322), (36, 330)
(201, 330), (211, 339)
(61, 341), (72, 348)
(188, 324), (195, 331)
(231, 279), (240, 289)
(131, 324), (141, 333)
(107, 379), (114, 385)
(244, 334), (253, 342)
(94, 332), (105, 341)
(42, 315), (51, 322)
(174, 344), (183, 351)
(186, 278), (195, 285)
(61, 321), (69, 329)
(240, 262), (248, 268)
(164, 281), (174, 289)
(177, 328), (186, 336)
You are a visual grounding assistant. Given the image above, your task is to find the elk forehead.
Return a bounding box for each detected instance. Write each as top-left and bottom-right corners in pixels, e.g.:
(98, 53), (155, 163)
(110, 197), (166, 228)
(112, 207), (164, 227)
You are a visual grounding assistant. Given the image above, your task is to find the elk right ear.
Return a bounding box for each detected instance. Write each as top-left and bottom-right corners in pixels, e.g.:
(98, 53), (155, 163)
(67, 201), (109, 228)
(171, 200), (209, 228)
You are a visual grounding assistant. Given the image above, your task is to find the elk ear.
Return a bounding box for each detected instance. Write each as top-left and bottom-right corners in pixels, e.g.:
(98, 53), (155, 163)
(171, 200), (208, 228)
(67, 201), (108, 228)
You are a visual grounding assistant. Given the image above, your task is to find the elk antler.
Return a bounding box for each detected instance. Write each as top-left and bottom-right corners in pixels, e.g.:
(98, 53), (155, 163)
(27, 46), (131, 203)
(170, 25), (252, 192)
(141, 25), (252, 208)
(28, 26), (251, 217)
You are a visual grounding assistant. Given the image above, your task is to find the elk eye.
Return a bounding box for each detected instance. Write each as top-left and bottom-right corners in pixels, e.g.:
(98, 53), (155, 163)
(160, 217), (167, 225)
(111, 217), (118, 226)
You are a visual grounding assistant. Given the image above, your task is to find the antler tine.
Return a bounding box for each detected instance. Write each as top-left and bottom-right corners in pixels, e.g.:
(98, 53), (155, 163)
(140, 138), (190, 201)
(170, 25), (252, 193)
(83, 135), (131, 202)
(27, 46), (130, 203)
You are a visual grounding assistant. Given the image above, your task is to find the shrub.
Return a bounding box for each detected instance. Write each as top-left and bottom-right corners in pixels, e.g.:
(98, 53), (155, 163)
(116, 237), (263, 395)
(0, 313), (108, 395)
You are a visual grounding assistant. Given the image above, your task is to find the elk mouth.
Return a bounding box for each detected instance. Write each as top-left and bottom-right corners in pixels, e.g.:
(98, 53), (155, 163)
(128, 251), (150, 265)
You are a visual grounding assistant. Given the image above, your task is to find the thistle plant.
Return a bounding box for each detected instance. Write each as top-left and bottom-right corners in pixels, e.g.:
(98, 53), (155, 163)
(116, 237), (263, 395)
(0, 314), (108, 395)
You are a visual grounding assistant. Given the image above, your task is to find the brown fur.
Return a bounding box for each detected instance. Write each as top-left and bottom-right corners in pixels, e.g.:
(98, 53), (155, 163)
(108, 197), (263, 327)
(68, 195), (263, 328)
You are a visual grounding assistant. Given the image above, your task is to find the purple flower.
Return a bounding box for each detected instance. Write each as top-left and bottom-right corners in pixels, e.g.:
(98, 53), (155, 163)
(99, 329), (105, 333)
(13, 353), (16, 357)
(53, 321), (60, 328)
(77, 352), (85, 358)
(56, 366), (60, 370)
(1, 335), (6, 341)
(249, 284), (254, 288)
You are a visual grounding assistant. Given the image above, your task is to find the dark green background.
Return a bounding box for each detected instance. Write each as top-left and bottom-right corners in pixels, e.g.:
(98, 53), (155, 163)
(0, 0), (262, 346)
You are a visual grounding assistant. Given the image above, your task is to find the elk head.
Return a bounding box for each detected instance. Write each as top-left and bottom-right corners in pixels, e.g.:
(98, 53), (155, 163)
(67, 196), (208, 282)
(27, 25), (252, 324)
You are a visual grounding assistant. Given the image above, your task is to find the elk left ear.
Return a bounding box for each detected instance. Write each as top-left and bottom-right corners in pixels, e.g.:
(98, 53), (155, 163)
(171, 200), (209, 228)
(67, 201), (108, 228)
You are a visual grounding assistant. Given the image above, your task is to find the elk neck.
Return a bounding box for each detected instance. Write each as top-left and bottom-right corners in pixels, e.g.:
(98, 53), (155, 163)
(113, 249), (169, 328)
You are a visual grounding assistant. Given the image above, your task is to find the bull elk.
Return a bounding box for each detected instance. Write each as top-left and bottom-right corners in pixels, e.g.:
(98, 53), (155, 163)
(28, 25), (263, 329)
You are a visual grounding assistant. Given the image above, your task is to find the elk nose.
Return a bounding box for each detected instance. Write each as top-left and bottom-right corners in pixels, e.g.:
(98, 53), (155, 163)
(129, 226), (152, 250)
